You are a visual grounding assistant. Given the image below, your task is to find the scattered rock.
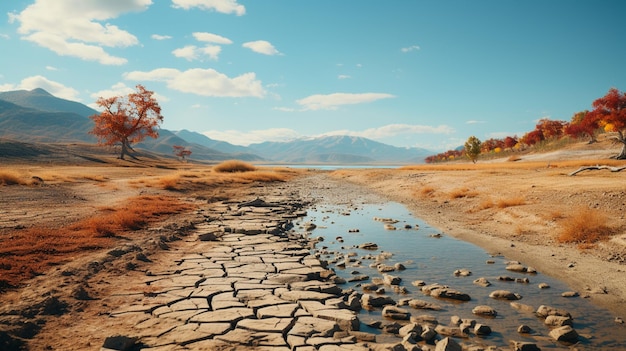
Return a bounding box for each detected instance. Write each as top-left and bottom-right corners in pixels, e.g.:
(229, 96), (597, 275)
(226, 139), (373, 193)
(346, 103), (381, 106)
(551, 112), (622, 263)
(473, 277), (491, 287)
(489, 290), (522, 300)
(472, 305), (497, 317)
(549, 325), (579, 343)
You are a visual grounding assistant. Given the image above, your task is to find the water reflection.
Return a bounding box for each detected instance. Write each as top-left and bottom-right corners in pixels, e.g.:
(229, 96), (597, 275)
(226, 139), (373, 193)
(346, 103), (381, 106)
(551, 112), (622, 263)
(302, 202), (626, 350)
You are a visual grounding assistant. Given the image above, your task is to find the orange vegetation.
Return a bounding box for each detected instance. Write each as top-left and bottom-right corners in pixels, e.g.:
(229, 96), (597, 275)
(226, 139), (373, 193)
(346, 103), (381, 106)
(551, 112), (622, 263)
(0, 195), (191, 289)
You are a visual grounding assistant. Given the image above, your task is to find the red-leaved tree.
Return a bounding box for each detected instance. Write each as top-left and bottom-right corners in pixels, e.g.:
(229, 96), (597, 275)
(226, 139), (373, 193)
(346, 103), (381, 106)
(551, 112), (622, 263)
(586, 88), (626, 159)
(89, 85), (163, 160)
(173, 145), (192, 162)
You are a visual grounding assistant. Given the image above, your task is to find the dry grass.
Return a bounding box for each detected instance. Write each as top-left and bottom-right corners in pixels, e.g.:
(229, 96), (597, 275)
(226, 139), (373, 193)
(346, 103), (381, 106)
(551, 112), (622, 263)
(213, 160), (256, 173)
(0, 195), (192, 288)
(400, 159), (626, 172)
(416, 185), (436, 198)
(557, 207), (615, 246)
(0, 170), (25, 185)
(448, 187), (479, 199)
(496, 196), (526, 208)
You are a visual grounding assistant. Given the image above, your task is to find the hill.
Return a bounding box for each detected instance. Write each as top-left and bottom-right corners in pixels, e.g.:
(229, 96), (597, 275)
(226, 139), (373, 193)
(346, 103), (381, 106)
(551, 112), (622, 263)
(249, 135), (432, 164)
(0, 88), (97, 117)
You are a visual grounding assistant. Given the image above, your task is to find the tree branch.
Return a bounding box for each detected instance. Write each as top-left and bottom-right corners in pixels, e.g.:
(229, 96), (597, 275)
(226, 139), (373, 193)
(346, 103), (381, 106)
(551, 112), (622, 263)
(568, 165), (626, 176)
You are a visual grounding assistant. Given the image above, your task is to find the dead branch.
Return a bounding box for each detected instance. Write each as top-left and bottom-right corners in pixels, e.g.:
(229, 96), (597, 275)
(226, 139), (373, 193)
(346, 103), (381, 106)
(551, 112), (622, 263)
(568, 165), (626, 176)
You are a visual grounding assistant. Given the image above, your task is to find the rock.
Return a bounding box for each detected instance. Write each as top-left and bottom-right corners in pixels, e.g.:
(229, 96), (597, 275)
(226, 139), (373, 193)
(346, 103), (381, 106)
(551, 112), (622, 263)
(474, 323), (492, 336)
(382, 274), (401, 286)
(544, 315), (573, 327)
(561, 291), (579, 297)
(102, 335), (138, 351)
(394, 263), (406, 271)
(411, 314), (439, 326)
(511, 341), (541, 351)
(506, 264), (528, 272)
(420, 325), (438, 342)
(472, 305), (497, 317)
(473, 277), (491, 287)
(361, 294), (395, 308)
(536, 305), (572, 319)
(549, 325), (579, 343)
(435, 337), (462, 351)
(517, 325), (532, 333)
(538, 283), (550, 289)
(411, 280), (426, 287)
(377, 264), (396, 273)
(198, 232), (218, 241)
(398, 323), (423, 338)
(304, 222), (317, 231)
(407, 299), (442, 311)
(359, 242), (378, 250)
(453, 268), (471, 276)
(434, 325), (466, 338)
(382, 306), (411, 320)
(429, 287), (471, 301)
(510, 302), (535, 313)
(489, 290), (522, 300)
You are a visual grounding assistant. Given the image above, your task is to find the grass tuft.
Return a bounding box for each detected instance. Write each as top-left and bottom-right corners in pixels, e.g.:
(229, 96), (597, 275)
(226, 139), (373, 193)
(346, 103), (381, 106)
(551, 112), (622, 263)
(496, 196), (526, 208)
(557, 207), (615, 246)
(0, 170), (26, 185)
(213, 160), (256, 173)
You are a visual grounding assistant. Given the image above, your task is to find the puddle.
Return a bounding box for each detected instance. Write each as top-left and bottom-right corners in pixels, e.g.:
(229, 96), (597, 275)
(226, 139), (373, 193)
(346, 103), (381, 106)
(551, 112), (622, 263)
(301, 202), (626, 350)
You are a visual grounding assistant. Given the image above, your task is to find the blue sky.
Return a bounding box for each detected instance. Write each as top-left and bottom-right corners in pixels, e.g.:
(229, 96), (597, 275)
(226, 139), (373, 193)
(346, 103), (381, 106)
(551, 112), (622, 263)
(1, 0), (625, 151)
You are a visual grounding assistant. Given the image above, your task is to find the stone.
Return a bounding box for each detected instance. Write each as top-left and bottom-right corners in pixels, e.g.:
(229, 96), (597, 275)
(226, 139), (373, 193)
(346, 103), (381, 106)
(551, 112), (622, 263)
(361, 294), (396, 308)
(506, 264), (527, 272)
(473, 277), (491, 287)
(382, 274), (401, 286)
(536, 305), (572, 319)
(398, 323), (423, 338)
(544, 315), (573, 327)
(289, 316), (339, 337)
(561, 291), (579, 297)
(489, 290), (522, 300)
(435, 337), (462, 351)
(382, 306), (410, 320)
(472, 305), (497, 317)
(549, 325), (579, 343)
(101, 335), (138, 351)
(474, 323), (492, 336)
(434, 325), (466, 338)
(538, 283), (550, 289)
(517, 324), (532, 333)
(408, 299), (442, 311)
(511, 341), (541, 351)
(453, 268), (472, 276)
(237, 317), (294, 333)
(429, 287), (471, 301)
(359, 242), (379, 250)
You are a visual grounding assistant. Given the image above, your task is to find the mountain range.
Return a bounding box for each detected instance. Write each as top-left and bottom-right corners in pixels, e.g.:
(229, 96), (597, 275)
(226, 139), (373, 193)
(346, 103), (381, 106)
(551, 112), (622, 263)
(0, 88), (433, 164)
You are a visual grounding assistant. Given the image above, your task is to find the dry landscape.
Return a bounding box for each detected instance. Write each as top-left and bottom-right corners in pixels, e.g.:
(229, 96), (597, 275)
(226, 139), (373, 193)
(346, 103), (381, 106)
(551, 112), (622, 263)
(1, 139), (626, 350)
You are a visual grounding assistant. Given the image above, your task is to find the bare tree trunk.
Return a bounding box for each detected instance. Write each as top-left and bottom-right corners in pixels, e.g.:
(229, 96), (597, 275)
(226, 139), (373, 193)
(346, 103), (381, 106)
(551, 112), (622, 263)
(120, 141), (127, 160)
(614, 131), (626, 160)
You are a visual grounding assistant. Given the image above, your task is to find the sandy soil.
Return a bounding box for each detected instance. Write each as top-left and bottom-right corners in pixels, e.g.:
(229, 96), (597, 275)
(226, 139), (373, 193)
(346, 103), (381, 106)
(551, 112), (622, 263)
(1, 141), (626, 350)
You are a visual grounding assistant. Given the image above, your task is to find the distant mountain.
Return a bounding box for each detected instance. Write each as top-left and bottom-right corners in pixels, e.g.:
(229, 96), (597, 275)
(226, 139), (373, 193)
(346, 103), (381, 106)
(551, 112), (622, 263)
(0, 88), (261, 161)
(0, 88), (97, 118)
(249, 135), (431, 164)
(0, 88), (432, 164)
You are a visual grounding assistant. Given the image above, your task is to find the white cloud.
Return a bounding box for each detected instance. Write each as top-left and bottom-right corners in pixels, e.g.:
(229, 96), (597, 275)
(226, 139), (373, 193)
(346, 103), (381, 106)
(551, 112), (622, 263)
(0, 34), (9, 40)
(401, 45), (420, 53)
(466, 120), (485, 124)
(9, 0), (151, 65)
(296, 93), (395, 111)
(202, 128), (299, 146)
(338, 75), (351, 80)
(242, 40), (281, 55)
(152, 34), (172, 40)
(45, 66), (58, 71)
(172, 44), (222, 61)
(89, 82), (169, 108)
(193, 32), (232, 44)
(124, 68), (266, 98)
(171, 0), (245, 16)
(0, 75), (80, 101)
(318, 124), (455, 140)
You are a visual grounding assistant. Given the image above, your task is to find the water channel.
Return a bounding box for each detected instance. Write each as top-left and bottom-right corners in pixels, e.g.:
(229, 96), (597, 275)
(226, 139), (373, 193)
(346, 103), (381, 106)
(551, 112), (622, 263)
(300, 201), (626, 350)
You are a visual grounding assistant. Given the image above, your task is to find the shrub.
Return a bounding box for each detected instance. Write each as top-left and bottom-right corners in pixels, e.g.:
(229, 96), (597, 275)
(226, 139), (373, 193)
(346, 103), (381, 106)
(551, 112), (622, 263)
(558, 207), (614, 245)
(213, 160), (256, 173)
(0, 171), (24, 185)
(496, 196), (525, 208)
(449, 187), (478, 199)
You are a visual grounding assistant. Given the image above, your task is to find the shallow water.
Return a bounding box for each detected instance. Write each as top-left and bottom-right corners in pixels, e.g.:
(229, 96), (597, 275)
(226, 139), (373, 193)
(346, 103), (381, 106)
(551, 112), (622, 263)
(301, 202), (626, 350)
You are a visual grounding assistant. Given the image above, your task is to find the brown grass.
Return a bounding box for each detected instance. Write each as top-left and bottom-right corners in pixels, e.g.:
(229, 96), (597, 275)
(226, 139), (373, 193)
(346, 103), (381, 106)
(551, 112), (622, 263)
(557, 207), (615, 246)
(0, 170), (24, 185)
(213, 160), (256, 173)
(448, 187), (479, 199)
(400, 159), (625, 172)
(496, 196), (526, 208)
(0, 195), (192, 288)
(417, 185), (436, 198)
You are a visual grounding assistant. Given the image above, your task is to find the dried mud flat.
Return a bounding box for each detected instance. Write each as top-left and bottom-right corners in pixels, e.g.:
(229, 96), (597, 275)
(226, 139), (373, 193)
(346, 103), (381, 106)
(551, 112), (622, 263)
(1, 144), (626, 351)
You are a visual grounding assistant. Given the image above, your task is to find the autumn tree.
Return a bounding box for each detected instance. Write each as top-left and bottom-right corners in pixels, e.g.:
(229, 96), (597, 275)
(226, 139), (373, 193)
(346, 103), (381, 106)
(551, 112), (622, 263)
(464, 136), (482, 163)
(586, 88), (626, 159)
(173, 145), (192, 162)
(565, 110), (597, 143)
(89, 85), (163, 160)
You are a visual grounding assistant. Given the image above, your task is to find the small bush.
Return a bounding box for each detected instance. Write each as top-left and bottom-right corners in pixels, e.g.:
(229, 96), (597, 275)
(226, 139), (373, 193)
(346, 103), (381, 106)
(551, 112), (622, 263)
(558, 207), (614, 245)
(496, 196), (525, 208)
(0, 171), (24, 185)
(213, 160), (256, 173)
(418, 186), (436, 197)
(449, 187), (478, 199)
